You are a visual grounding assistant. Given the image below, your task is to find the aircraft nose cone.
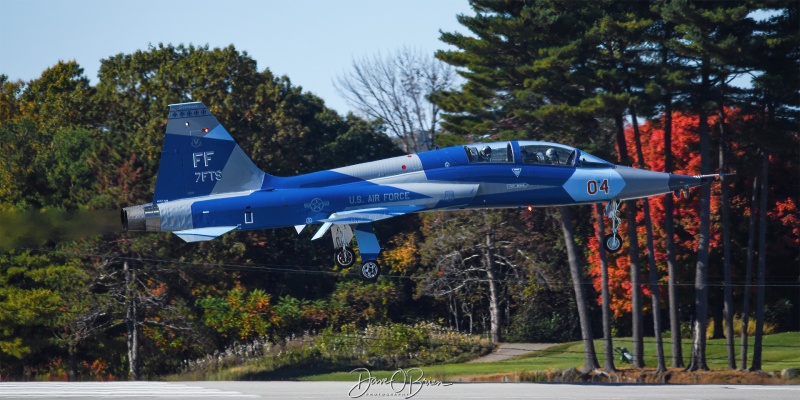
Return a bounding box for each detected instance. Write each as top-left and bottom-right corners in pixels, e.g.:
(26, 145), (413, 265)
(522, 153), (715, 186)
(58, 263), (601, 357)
(614, 166), (671, 200)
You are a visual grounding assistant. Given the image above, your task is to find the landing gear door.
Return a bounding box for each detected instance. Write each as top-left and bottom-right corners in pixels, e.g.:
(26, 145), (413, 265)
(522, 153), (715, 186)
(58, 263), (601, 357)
(330, 224), (354, 250)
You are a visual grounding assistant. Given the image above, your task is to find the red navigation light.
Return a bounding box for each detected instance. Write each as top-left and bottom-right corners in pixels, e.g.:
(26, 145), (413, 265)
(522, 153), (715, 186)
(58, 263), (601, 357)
(202, 128), (209, 133)
(526, 205), (533, 212)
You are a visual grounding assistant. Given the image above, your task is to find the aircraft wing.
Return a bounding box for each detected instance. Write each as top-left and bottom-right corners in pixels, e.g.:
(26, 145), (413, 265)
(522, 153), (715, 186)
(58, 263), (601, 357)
(311, 205), (425, 240)
(174, 226), (238, 242)
(321, 205), (426, 224)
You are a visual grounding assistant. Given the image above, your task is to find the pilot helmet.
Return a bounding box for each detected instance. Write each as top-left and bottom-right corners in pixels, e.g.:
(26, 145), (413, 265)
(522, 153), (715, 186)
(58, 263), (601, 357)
(545, 148), (558, 162)
(481, 146), (492, 157)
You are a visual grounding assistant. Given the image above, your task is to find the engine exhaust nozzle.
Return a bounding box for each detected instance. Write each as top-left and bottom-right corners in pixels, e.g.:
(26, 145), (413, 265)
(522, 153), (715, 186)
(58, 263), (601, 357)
(121, 203), (161, 232)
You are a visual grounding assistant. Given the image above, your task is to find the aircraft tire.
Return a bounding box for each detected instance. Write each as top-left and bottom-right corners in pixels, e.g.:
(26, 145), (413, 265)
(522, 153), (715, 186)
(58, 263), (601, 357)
(358, 260), (380, 282)
(334, 248), (355, 267)
(603, 233), (623, 253)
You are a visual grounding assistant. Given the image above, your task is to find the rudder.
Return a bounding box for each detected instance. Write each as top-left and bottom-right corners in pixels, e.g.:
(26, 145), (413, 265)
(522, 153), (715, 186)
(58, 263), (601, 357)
(153, 102), (266, 202)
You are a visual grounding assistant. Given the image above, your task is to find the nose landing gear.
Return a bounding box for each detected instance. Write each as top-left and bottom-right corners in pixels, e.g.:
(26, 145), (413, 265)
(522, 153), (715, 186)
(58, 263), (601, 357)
(603, 200), (624, 253)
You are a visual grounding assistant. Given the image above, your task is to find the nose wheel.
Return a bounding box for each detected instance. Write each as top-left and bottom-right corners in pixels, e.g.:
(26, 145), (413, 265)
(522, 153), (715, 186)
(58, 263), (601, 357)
(603, 200), (624, 253)
(603, 233), (623, 253)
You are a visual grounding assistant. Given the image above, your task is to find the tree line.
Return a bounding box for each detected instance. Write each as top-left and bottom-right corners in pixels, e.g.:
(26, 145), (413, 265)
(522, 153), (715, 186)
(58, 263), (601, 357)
(1, 0), (798, 381)
(425, 0), (797, 373)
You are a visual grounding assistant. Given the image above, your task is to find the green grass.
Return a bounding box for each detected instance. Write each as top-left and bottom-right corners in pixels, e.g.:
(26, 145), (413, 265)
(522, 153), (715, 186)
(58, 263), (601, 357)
(300, 331), (800, 381)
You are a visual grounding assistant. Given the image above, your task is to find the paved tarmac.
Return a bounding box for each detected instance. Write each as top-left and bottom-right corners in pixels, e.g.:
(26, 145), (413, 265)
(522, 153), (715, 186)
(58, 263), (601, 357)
(1, 381), (799, 400)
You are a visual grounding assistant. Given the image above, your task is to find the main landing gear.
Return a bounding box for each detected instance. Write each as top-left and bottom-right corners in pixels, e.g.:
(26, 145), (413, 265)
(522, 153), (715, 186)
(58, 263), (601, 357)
(334, 247), (355, 267)
(332, 224), (356, 267)
(358, 260), (381, 282)
(603, 200), (623, 253)
(330, 224), (382, 281)
(334, 247), (380, 282)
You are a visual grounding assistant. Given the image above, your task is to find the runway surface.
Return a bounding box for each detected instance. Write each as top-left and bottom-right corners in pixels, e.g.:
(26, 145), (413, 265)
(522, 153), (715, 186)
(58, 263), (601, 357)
(1, 381), (799, 400)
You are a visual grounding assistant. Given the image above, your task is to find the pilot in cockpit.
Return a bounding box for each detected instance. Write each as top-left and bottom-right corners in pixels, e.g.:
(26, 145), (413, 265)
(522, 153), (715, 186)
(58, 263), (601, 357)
(481, 146), (492, 161)
(545, 148), (559, 164)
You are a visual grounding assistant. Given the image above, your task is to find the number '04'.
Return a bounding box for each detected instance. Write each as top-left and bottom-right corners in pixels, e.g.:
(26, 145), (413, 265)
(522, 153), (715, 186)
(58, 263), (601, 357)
(587, 179), (609, 195)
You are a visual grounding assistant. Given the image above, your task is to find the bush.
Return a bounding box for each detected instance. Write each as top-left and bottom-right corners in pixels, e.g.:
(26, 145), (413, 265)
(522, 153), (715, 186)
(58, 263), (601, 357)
(664, 322), (694, 340)
(315, 322), (494, 369)
(177, 322), (494, 379)
(705, 316), (776, 339)
(507, 310), (579, 343)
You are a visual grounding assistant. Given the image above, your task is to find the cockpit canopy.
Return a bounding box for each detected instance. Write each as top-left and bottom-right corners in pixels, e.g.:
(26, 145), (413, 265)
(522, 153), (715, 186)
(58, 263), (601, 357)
(519, 142), (574, 165)
(462, 141), (613, 168)
(463, 142), (514, 163)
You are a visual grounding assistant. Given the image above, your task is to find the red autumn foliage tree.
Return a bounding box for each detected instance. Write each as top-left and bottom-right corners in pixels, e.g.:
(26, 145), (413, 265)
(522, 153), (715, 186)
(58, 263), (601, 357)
(588, 111), (731, 318)
(589, 108), (798, 321)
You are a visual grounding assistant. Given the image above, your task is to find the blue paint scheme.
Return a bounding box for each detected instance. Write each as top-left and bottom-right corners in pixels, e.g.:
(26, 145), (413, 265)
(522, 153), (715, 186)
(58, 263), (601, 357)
(354, 224), (381, 260)
(154, 134), (236, 202)
(122, 102), (714, 278)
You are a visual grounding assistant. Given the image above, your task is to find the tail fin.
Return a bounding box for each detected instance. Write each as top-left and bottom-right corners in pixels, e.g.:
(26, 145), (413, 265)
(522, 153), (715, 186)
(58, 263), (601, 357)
(153, 102), (266, 203)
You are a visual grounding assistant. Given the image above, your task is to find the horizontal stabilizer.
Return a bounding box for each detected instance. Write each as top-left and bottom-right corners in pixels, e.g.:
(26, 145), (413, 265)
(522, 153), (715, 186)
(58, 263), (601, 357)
(174, 226), (237, 242)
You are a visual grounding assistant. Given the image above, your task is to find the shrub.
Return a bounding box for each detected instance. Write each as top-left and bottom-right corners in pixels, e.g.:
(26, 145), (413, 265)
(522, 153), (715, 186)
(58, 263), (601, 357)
(705, 316), (776, 339)
(178, 322), (494, 378)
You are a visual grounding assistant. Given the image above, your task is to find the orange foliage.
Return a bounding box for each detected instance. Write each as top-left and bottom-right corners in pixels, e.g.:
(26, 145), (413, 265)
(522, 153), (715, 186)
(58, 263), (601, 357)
(380, 232), (419, 274)
(769, 196), (799, 250)
(82, 359), (115, 381)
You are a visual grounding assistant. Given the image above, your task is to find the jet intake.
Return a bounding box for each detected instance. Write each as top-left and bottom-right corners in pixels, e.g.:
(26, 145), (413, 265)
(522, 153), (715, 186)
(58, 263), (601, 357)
(121, 203), (161, 232)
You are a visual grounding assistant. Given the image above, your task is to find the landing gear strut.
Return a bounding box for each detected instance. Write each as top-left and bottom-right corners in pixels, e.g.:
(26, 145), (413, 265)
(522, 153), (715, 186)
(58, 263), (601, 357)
(331, 224), (356, 267)
(324, 223), (383, 281)
(603, 200), (623, 253)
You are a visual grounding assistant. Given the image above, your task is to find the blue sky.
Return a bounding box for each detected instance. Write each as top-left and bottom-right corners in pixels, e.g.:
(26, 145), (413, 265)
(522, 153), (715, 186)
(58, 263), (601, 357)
(0, 0), (472, 114)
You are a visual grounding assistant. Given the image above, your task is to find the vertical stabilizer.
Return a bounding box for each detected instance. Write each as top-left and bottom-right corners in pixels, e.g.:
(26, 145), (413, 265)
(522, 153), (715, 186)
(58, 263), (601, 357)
(153, 102), (266, 202)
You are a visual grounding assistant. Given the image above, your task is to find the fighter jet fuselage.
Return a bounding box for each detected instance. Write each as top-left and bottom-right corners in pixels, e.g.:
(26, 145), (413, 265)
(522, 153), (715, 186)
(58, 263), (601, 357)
(121, 102), (714, 280)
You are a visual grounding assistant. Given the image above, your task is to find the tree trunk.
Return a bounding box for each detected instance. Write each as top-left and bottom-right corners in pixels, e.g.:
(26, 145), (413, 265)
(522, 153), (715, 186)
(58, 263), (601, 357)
(450, 295), (459, 331)
(559, 206), (599, 372)
(630, 106), (666, 373)
(485, 227), (501, 343)
(718, 107), (736, 369)
(613, 113), (645, 368)
(687, 65), (711, 371)
(663, 102), (685, 368)
(124, 261), (139, 380)
(67, 342), (77, 382)
(595, 204), (616, 372)
(740, 165), (759, 370)
(711, 301), (724, 339)
(750, 151), (769, 371)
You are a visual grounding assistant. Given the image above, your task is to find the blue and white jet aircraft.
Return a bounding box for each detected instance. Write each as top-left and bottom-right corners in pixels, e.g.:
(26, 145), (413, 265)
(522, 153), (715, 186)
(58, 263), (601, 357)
(122, 102), (716, 280)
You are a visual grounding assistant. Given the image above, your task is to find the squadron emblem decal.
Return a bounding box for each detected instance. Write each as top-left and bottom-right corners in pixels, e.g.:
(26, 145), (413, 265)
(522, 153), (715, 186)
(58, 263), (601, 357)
(304, 198), (330, 212)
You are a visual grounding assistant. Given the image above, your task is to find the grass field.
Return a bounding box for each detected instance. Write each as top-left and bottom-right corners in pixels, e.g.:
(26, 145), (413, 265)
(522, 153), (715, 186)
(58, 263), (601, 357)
(300, 331), (800, 382)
